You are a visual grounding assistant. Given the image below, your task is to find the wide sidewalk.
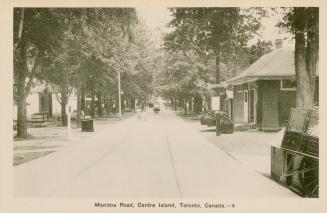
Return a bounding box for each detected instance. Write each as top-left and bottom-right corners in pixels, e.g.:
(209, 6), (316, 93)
(13, 113), (135, 166)
(179, 112), (278, 177)
(14, 109), (298, 198)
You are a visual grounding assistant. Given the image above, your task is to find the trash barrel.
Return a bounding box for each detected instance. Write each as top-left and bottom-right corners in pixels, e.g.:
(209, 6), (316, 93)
(81, 119), (94, 132)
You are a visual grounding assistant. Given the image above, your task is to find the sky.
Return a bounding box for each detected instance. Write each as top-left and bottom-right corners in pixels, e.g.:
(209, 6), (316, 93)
(136, 6), (294, 49)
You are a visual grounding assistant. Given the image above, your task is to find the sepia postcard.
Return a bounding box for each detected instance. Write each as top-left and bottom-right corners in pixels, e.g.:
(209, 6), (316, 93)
(0, 0), (326, 212)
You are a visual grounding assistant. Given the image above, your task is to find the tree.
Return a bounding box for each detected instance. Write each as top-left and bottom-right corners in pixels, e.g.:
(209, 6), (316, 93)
(14, 8), (65, 138)
(46, 57), (76, 126)
(79, 8), (139, 116)
(165, 8), (266, 84)
(278, 7), (319, 108)
(65, 8), (155, 118)
(155, 48), (212, 114)
(46, 8), (139, 123)
(44, 10), (82, 126)
(14, 8), (156, 135)
(119, 19), (156, 109)
(225, 39), (273, 77)
(249, 39), (273, 64)
(159, 8), (266, 113)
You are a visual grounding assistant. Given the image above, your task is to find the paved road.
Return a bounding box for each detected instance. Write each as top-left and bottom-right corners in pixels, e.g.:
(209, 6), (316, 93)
(14, 109), (298, 198)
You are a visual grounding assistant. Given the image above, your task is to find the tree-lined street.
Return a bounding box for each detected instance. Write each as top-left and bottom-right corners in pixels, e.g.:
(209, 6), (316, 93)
(14, 109), (297, 198)
(11, 6), (319, 201)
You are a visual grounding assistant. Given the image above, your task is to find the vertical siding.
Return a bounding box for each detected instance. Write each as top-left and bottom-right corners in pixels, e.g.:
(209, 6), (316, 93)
(278, 90), (296, 127)
(256, 84), (262, 129)
(233, 86), (244, 122)
(260, 81), (280, 131)
(235, 80), (299, 130)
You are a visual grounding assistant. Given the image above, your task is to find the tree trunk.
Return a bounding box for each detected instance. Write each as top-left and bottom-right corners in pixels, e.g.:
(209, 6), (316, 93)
(194, 96), (198, 113)
(91, 89), (95, 118)
(17, 97), (28, 138)
(81, 85), (85, 112)
(60, 91), (68, 126)
(184, 98), (187, 115)
(188, 98), (191, 113)
(194, 95), (202, 113)
(294, 8), (318, 108)
(305, 7), (319, 105)
(15, 28), (29, 138)
(108, 98), (112, 115)
(15, 9), (27, 138)
(97, 92), (103, 117)
(121, 98), (125, 113)
(131, 97), (135, 112)
(16, 60), (28, 138)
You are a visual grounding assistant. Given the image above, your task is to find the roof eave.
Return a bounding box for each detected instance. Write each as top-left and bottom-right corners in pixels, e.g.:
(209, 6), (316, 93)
(226, 75), (296, 85)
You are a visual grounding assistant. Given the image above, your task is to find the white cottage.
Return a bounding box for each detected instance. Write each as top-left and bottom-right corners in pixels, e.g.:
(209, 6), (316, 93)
(13, 81), (77, 121)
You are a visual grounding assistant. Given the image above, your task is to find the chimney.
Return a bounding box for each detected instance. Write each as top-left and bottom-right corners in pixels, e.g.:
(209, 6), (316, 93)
(274, 39), (283, 49)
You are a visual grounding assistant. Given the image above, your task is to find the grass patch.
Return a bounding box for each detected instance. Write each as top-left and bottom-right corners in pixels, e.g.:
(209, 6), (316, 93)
(14, 151), (55, 166)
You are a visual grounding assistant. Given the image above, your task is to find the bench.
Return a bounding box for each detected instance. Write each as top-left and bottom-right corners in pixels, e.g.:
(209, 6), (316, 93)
(31, 113), (48, 127)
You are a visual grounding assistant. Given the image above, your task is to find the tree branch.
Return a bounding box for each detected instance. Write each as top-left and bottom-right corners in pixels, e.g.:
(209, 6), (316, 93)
(14, 8), (24, 49)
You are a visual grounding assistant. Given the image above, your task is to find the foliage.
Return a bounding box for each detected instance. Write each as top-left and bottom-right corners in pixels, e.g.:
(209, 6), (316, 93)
(13, 8), (157, 136)
(248, 39), (273, 64)
(165, 8), (266, 62)
(39, 8), (155, 105)
(159, 7), (266, 101)
(14, 8), (66, 97)
(14, 8), (71, 137)
(155, 48), (213, 100)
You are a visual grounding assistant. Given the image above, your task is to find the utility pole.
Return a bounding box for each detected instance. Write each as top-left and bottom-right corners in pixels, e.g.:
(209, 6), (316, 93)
(118, 70), (122, 119)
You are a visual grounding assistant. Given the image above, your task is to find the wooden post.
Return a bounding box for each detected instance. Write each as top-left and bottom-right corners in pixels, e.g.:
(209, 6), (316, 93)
(216, 112), (221, 136)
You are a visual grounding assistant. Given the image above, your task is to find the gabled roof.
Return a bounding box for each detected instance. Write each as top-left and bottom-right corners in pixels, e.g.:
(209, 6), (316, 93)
(226, 49), (294, 85)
